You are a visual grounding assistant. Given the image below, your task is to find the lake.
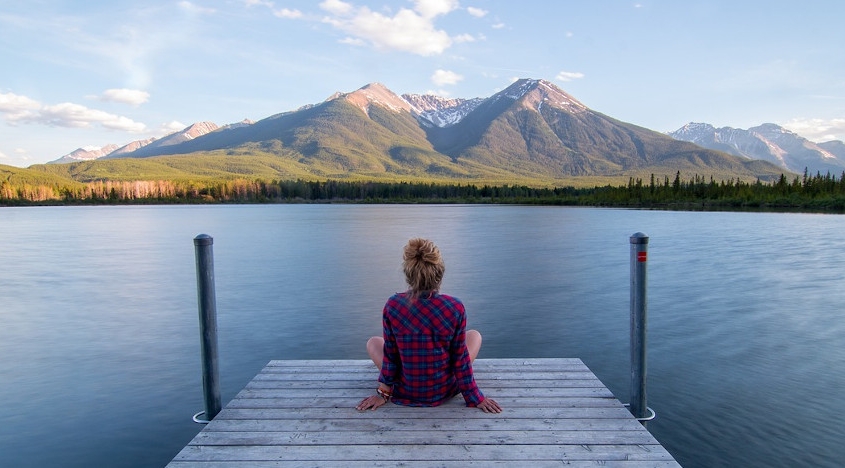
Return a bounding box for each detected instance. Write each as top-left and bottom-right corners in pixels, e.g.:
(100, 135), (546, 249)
(1, 205), (843, 467)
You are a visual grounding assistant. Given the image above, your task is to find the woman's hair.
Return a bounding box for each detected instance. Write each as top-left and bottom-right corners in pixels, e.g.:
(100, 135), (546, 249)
(402, 238), (444, 297)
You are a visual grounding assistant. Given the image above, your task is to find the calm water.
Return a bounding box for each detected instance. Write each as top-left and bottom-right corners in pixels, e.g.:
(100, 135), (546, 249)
(1, 205), (843, 467)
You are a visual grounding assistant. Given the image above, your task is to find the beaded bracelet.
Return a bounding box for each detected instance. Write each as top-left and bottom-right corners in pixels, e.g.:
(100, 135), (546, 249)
(376, 387), (392, 401)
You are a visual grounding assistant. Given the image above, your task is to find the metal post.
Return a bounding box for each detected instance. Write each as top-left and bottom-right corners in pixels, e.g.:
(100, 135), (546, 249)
(629, 232), (649, 423)
(194, 234), (221, 423)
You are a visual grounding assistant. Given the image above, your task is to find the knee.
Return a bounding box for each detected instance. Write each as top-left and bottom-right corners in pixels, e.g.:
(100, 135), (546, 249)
(466, 329), (482, 361)
(366, 336), (383, 352)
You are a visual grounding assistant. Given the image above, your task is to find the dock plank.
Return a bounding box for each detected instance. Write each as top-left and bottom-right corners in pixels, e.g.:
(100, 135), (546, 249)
(168, 358), (679, 466)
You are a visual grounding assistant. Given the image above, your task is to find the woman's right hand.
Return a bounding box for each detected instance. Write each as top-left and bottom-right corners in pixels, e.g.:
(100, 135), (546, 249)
(477, 397), (502, 413)
(356, 394), (388, 411)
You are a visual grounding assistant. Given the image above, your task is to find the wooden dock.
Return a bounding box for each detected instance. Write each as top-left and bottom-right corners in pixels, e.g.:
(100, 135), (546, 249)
(168, 358), (680, 467)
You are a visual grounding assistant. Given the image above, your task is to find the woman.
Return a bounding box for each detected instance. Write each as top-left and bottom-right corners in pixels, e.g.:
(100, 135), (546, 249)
(356, 238), (502, 413)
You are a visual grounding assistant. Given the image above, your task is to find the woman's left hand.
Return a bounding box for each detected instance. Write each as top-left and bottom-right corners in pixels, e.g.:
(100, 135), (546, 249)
(356, 395), (388, 411)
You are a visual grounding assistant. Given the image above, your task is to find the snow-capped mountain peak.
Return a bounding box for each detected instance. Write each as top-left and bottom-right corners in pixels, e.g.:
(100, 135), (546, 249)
(332, 82), (412, 115)
(672, 122), (717, 144)
(493, 78), (588, 114)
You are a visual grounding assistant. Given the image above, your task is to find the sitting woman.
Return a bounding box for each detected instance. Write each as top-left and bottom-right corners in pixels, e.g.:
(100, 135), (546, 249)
(356, 238), (502, 413)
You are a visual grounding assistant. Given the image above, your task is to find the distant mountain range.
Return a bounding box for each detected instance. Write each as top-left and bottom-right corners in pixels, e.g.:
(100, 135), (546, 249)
(45, 79), (789, 182)
(50, 120), (253, 164)
(669, 122), (845, 175)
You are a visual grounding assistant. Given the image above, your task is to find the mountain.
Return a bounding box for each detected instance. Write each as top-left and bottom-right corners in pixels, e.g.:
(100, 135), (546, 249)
(102, 121), (221, 159)
(99, 82), (464, 177)
(47, 121), (227, 163)
(818, 140), (845, 161)
(669, 122), (845, 175)
(48, 79), (787, 183)
(49, 144), (120, 164)
(108, 137), (158, 158)
(415, 79), (783, 179)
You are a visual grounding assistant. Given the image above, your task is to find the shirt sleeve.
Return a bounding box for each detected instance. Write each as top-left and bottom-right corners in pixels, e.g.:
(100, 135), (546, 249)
(378, 302), (399, 389)
(451, 305), (484, 406)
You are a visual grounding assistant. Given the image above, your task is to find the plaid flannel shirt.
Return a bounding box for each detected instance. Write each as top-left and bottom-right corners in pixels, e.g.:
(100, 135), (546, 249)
(378, 291), (484, 407)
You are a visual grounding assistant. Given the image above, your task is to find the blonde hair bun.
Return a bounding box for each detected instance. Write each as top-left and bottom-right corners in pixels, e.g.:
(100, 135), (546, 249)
(404, 238), (441, 264)
(402, 238), (445, 296)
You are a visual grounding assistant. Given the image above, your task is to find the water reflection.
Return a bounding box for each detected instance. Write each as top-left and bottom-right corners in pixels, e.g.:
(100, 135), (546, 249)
(1, 206), (844, 467)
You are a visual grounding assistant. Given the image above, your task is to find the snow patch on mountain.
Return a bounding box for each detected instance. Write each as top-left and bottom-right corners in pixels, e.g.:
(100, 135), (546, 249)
(819, 140), (845, 161)
(525, 79), (588, 113)
(328, 82), (484, 128)
(402, 93), (484, 128)
(499, 78), (547, 101)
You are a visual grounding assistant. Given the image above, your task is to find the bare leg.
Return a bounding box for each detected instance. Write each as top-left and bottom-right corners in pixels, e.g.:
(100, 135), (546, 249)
(466, 329), (482, 362)
(366, 336), (384, 369)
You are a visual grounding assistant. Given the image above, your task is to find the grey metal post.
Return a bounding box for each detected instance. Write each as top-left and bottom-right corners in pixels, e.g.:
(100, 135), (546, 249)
(629, 232), (648, 422)
(194, 234), (221, 422)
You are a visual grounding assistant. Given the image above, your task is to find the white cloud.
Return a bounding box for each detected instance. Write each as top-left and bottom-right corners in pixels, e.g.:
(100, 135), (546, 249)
(38, 103), (147, 132)
(159, 121), (188, 135)
(273, 8), (303, 18)
(467, 7), (487, 18)
(431, 69), (463, 86)
(556, 71), (585, 82)
(492, 22), (505, 29)
(320, 0), (353, 16)
(0, 92), (41, 121)
(179, 1), (216, 15)
(99, 88), (150, 106)
(244, 0), (302, 18)
(318, 0), (460, 56)
(453, 33), (477, 43)
(414, 0), (459, 19)
(339, 37), (366, 46)
(781, 118), (845, 143)
(0, 92), (147, 133)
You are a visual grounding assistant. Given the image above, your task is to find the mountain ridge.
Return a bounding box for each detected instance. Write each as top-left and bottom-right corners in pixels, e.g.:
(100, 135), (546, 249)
(669, 122), (845, 175)
(44, 79), (790, 183)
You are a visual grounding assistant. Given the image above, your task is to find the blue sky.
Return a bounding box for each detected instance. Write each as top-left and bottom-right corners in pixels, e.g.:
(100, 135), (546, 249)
(2, 0), (844, 167)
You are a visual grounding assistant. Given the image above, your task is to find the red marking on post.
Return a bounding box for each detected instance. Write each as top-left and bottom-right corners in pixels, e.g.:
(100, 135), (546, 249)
(637, 251), (647, 262)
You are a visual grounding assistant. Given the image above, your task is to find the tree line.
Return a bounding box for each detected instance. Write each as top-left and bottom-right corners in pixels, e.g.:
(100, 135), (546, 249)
(3, 170), (845, 211)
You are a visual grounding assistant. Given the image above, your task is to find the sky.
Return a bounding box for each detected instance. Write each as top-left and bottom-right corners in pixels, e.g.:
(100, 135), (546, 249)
(2, 0), (845, 168)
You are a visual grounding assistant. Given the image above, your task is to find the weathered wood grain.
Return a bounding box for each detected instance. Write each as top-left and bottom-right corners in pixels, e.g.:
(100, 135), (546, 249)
(168, 358), (679, 466)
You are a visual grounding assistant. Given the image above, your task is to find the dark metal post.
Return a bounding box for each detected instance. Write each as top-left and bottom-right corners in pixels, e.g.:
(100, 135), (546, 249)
(629, 232), (649, 423)
(194, 234), (221, 422)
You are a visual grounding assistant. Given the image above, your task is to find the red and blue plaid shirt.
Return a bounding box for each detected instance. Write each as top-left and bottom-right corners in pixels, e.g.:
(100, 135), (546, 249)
(378, 291), (484, 407)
